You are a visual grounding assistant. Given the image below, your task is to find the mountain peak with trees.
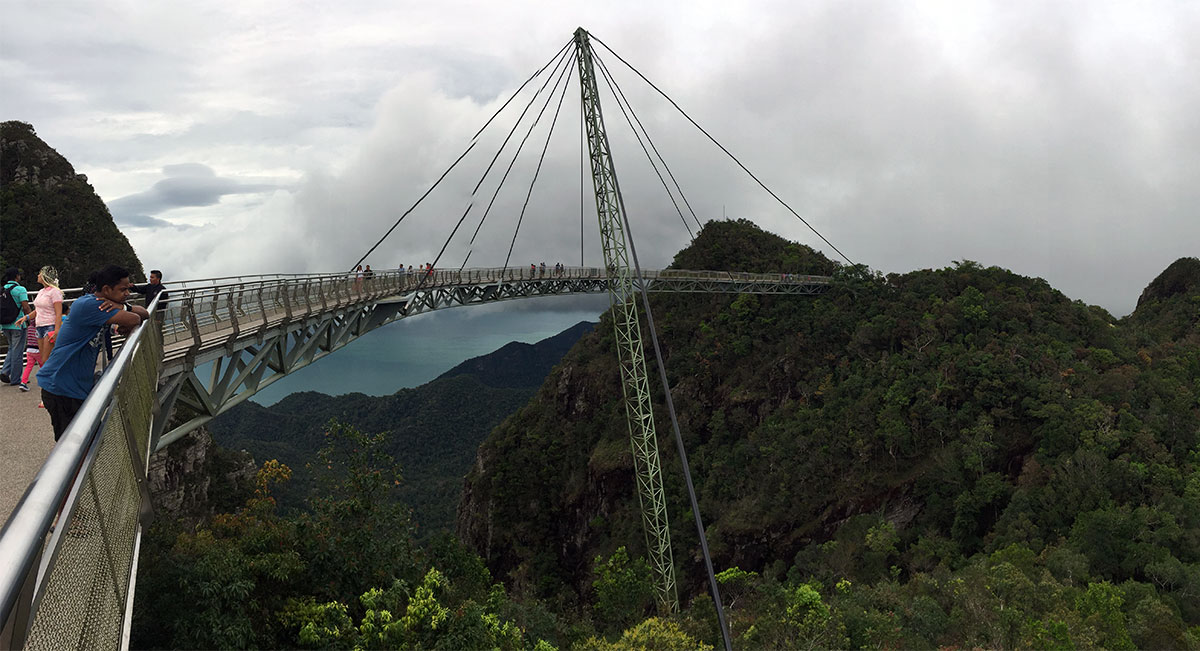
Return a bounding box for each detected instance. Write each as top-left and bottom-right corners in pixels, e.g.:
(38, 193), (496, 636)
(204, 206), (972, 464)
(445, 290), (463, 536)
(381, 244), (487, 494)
(456, 219), (1200, 647)
(1136, 257), (1200, 308)
(1, 120), (143, 287)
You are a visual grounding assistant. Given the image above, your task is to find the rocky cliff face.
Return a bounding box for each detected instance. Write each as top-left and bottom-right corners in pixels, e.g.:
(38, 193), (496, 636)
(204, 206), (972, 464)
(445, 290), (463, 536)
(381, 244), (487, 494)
(456, 335), (633, 587)
(148, 427), (256, 528)
(0, 120), (144, 288)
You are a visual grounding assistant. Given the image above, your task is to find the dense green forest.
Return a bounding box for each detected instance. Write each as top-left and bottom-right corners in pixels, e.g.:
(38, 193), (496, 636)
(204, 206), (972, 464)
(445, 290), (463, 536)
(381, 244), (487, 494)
(459, 221), (1199, 647)
(206, 321), (594, 537)
(134, 221), (1199, 648)
(134, 422), (568, 648)
(0, 121), (144, 288)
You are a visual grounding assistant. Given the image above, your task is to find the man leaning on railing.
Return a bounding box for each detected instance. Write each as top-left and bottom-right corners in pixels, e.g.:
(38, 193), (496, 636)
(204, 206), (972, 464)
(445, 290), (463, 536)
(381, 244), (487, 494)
(36, 265), (149, 442)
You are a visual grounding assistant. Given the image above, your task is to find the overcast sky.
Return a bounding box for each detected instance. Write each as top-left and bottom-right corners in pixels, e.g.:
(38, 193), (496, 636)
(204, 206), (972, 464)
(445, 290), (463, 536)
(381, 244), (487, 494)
(2, 0), (1196, 317)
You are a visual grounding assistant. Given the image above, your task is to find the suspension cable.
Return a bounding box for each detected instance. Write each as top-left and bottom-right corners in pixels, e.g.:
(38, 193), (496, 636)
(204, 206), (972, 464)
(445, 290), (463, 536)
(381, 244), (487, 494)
(456, 47), (575, 271)
(503, 51), (576, 269)
(350, 38), (574, 271)
(458, 46), (578, 269)
(470, 45), (577, 196)
(590, 34), (855, 267)
(593, 51), (695, 241)
(603, 106), (736, 651)
(594, 51), (703, 234)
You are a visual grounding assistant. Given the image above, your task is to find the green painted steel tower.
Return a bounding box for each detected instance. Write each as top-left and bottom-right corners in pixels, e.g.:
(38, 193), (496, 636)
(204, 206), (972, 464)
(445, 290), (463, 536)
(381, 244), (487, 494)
(573, 27), (678, 613)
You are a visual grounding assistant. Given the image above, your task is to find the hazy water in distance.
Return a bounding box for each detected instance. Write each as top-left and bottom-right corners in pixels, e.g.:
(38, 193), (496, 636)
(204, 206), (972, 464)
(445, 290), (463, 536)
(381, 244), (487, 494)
(249, 307), (602, 406)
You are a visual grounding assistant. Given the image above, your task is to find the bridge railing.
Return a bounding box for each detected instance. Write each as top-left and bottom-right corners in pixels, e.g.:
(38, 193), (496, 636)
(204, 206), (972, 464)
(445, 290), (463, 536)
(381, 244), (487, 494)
(155, 267), (613, 348)
(0, 296), (163, 650)
(159, 270), (420, 347)
(149, 265), (830, 349)
(3, 267), (828, 362)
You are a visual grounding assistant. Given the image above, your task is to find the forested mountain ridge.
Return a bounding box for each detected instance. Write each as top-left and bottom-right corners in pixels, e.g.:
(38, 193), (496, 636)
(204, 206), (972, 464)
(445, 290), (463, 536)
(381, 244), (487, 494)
(208, 321), (596, 537)
(459, 220), (1200, 646)
(0, 120), (144, 286)
(437, 320), (598, 388)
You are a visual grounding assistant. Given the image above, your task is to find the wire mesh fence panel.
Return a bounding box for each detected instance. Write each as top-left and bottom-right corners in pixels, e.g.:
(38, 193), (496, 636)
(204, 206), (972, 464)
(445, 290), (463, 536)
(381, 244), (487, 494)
(24, 414), (139, 650)
(21, 325), (160, 651)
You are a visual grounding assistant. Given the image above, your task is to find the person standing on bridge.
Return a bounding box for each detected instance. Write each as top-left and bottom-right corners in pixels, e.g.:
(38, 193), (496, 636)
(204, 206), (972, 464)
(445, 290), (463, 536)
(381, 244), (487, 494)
(30, 266), (64, 363)
(37, 265), (149, 442)
(131, 269), (168, 309)
(1, 267), (33, 386)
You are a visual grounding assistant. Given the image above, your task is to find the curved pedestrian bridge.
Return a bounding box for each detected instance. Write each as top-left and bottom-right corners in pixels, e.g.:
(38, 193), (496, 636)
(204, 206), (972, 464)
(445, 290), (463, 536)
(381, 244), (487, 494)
(152, 265), (829, 449)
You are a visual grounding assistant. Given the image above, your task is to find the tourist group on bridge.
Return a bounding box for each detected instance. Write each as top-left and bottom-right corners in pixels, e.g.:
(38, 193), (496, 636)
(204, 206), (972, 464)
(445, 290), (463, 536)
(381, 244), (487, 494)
(2, 265), (166, 440)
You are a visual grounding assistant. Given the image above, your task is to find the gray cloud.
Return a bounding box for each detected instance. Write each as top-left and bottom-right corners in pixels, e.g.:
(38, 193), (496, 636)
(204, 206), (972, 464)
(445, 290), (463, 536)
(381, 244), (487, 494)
(108, 164), (282, 224)
(162, 163), (215, 177)
(115, 214), (192, 229)
(3, 1), (1196, 317)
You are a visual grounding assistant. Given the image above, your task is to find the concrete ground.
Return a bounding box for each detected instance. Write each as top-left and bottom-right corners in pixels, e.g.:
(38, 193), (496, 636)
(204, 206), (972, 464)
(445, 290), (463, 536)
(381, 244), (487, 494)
(0, 369), (57, 529)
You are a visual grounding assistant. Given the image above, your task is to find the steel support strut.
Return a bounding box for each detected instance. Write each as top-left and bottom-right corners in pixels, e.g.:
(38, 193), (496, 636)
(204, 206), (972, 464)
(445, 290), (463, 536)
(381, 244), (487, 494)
(573, 27), (678, 613)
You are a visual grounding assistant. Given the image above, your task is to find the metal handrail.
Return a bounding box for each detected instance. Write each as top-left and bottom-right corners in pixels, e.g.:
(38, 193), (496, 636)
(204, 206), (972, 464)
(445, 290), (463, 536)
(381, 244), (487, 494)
(2, 267), (831, 357)
(0, 294), (162, 643)
(4, 266), (828, 309)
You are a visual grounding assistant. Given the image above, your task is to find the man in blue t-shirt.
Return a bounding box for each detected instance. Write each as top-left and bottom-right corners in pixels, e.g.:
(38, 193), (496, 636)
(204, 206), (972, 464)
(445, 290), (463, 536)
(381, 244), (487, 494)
(2, 267), (34, 386)
(38, 265), (149, 441)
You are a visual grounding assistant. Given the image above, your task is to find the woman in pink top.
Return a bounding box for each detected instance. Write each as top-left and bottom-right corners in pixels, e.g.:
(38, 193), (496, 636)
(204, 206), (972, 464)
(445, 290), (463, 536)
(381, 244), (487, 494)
(32, 266), (64, 361)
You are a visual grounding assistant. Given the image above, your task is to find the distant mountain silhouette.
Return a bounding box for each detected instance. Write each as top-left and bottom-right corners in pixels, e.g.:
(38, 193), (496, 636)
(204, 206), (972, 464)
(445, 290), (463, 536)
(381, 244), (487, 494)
(437, 320), (596, 387)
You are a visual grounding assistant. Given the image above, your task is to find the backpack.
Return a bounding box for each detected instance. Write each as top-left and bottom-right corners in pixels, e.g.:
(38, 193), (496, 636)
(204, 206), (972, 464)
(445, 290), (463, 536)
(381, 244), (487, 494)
(1, 282), (20, 324)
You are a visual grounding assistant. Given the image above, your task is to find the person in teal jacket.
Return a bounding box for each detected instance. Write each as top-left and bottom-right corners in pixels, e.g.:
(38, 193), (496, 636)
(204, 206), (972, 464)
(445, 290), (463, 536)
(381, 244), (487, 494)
(1, 267), (33, 386)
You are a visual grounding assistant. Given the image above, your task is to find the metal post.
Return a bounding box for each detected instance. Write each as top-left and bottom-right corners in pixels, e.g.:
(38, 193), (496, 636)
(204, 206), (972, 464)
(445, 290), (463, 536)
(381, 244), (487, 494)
(574, 27), (678, 614)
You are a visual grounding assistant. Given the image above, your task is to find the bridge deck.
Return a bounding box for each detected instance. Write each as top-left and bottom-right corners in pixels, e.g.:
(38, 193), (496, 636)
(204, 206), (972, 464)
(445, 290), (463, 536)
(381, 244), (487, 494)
(0, 374), (57, 529)
(156, 267), (830, 374)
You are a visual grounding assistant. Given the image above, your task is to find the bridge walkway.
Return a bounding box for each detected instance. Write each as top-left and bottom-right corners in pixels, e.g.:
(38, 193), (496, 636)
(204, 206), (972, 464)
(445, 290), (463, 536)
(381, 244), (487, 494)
(156, 265), (829, 372)
(0, 373), (55, 530)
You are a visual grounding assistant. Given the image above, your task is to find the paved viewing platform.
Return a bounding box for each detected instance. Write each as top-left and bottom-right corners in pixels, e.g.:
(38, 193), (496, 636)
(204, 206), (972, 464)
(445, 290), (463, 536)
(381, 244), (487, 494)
(0, 373), (56, 529)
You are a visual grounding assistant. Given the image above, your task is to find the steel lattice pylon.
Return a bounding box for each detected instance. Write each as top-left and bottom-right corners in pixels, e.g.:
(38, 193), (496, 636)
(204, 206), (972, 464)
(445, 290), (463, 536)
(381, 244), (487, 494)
(573, 27), (678, 613)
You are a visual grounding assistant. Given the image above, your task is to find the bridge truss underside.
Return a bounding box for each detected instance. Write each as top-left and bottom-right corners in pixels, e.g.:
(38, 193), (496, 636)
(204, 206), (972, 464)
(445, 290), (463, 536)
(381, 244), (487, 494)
(151, 269), (829, 451)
